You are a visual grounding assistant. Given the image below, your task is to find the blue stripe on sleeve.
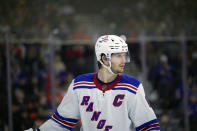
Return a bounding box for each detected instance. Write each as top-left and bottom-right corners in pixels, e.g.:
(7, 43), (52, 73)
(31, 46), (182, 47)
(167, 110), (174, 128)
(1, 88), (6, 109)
(147, 127), (160, 131)
(112, 87), (136, 94)
(55, 110), (78, 123)
(50, 116), (72, 131)
(73, 86), (97, 90)
(136, 119), (159, 131)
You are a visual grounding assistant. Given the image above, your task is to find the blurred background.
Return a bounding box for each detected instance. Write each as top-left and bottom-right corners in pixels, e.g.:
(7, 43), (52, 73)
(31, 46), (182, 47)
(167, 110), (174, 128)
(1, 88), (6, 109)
(0, 0), (197, 131)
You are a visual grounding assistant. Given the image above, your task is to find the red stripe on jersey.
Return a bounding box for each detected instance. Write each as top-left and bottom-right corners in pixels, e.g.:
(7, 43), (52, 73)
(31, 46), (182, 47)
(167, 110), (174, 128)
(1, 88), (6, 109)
(74, 82), (95, 86)
(117, 84), (137, 91)
(53, 114), (76, 127)
(141, 123), (160, 131)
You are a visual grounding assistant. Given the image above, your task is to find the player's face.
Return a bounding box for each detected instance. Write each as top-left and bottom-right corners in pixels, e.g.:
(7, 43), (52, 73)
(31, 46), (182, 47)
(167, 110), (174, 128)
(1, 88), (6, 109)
(111, 53), (126, 73)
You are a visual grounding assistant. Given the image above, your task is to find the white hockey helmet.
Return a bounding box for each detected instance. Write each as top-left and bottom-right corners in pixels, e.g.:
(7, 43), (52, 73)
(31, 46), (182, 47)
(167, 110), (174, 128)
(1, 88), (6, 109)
(95, 35), (130, 62)
(95, 35), (130, 74)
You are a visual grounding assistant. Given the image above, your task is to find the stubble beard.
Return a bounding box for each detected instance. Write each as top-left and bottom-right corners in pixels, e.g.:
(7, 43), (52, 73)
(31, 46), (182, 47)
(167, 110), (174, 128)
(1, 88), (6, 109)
(111, 67), (124, 74)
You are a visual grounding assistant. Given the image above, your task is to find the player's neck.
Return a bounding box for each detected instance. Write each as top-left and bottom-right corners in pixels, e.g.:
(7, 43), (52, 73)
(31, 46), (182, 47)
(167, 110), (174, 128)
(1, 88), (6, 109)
(98, 68), (117, 83)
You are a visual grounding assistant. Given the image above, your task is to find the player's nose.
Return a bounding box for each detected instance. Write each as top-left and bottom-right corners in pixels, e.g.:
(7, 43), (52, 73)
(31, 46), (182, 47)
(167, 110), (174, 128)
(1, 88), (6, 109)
(122, 56), (126, 64)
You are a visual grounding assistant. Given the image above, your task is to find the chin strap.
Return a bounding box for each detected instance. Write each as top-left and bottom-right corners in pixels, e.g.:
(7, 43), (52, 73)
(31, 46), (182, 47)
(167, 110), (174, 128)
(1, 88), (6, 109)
(99, 60), (116, 75)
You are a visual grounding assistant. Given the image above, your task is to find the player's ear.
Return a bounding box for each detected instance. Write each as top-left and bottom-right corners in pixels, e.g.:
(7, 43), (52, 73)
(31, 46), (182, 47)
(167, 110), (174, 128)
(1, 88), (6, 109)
(101, 55), (109, 66)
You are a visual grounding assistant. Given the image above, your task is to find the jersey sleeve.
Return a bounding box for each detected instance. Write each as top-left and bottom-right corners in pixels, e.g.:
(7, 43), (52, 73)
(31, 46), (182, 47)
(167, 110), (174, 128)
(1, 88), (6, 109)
(38, 80), (80, 131)
(128, 84), (160, 131)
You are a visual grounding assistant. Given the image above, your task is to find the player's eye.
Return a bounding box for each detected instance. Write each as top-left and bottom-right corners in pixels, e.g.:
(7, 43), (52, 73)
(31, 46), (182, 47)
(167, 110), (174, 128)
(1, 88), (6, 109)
(117, 54), (122, 57)
(117, 53), (125, 58)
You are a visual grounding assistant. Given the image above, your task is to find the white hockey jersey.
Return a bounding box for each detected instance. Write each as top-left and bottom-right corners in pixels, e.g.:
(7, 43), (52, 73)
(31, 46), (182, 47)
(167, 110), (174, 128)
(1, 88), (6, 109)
(38, 73), (160, 131)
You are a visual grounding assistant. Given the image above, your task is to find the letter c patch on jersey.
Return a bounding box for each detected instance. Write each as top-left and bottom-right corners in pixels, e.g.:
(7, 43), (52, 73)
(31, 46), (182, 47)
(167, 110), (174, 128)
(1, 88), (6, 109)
(113, 94), (125, 107)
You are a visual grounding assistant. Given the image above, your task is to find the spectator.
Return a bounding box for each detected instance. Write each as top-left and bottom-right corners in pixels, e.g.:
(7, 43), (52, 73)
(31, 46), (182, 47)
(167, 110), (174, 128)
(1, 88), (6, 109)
(152, 54), (177, 109)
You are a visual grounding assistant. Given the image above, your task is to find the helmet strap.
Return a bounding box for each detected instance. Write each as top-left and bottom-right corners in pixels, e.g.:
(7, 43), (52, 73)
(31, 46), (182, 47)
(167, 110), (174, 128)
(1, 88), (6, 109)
(99, 60), (116, 75)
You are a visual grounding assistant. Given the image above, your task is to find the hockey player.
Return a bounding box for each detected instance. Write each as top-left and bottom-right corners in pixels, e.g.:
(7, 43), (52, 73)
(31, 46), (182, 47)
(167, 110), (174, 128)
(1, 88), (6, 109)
(26, 35), (160, 131)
